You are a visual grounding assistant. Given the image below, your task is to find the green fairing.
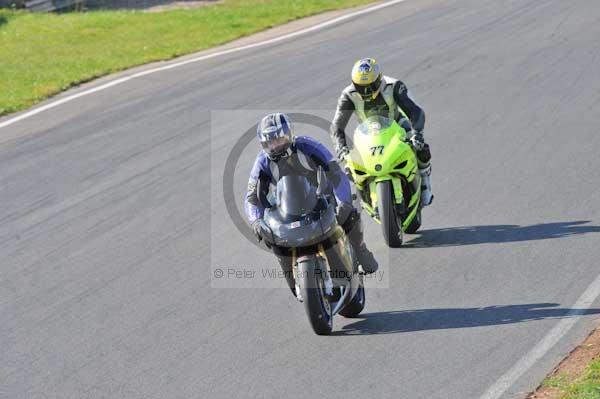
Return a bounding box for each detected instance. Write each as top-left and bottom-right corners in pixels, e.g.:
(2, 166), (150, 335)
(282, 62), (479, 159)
(345, 116), (422, 236)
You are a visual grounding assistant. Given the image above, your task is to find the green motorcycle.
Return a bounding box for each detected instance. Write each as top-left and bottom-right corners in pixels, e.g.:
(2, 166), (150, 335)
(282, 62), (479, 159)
(344, 115), (422, 247)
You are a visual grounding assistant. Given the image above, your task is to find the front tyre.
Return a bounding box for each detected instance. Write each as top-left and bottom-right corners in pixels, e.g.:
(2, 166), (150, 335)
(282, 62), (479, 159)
(377, 180), (403, 247)
(297, 257), (333, 335)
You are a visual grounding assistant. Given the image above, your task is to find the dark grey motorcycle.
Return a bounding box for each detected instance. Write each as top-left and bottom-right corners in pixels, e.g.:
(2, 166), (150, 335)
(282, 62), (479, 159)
(259, 169), (365, 335)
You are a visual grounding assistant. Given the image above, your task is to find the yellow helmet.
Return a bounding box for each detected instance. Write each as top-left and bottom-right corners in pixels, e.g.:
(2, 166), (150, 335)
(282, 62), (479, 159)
(351, 58), (382, 100)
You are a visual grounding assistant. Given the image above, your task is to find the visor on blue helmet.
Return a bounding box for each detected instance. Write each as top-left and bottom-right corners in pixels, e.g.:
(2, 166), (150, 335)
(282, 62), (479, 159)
(257, 113), (294, 160)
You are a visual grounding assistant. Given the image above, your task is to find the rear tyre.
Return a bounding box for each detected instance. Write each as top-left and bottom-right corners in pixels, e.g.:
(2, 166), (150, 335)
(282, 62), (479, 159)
(377, 181), (403, 247)
(297, 257), (333, 335)
(339, 282), (365, 318)
(405, 208), (422, 234)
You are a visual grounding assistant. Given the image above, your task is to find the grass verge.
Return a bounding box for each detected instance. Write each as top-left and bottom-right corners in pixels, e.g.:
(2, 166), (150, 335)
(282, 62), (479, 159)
(542, 359), (600, 398)
(0, 0), (376, 116)
(530, 328), (600, 399)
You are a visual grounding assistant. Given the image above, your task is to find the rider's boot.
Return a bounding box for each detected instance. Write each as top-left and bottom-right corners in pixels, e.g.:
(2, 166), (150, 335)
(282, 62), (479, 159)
(344, 211), (379, 275)
(416, 142), (434, 207)
(419, 161), (434, 206)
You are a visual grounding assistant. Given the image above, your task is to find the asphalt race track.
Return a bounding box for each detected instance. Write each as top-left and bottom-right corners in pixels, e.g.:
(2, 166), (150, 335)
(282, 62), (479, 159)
(1, 1), (600, 398)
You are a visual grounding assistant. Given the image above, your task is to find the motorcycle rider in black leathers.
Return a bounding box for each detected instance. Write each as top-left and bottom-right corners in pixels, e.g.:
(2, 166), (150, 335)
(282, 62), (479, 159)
(331, 58), (433, 205)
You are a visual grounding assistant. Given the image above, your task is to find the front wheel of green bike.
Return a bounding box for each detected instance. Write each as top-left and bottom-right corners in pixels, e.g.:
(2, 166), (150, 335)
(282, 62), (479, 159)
(377, 180), (403, 247)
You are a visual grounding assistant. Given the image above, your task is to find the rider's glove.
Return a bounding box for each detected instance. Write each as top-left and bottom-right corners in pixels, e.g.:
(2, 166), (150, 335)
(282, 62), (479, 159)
(399, 117), (413, 133)
(251, 219), (263, 242)
(336, 145), (350, 161)
(410, 131), (425, 151)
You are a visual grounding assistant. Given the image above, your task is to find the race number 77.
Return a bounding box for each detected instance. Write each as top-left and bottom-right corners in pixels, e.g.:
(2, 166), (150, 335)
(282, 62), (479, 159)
(370, 146), (384, 156)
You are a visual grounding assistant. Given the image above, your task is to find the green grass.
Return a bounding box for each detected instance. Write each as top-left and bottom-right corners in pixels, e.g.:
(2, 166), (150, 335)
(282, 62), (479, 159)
(0, 0), (376, 116)
(541, 359), (600, 399)
(565, 359), (600, 399)
(543, 374), (572, 390)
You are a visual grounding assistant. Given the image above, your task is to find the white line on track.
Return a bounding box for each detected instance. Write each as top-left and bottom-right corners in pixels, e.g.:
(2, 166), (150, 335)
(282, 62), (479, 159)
(480, 272), (600, 399)
(0, 0), (407, 130)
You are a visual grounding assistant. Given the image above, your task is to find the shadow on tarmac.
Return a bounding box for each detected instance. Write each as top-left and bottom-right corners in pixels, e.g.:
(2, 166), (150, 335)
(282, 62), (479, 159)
(403, 221), (600, 248)
(335, 303), (600, 335)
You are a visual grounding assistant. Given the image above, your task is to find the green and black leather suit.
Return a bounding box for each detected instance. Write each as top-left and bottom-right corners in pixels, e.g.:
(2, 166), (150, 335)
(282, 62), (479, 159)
(330, 75), (430, 164)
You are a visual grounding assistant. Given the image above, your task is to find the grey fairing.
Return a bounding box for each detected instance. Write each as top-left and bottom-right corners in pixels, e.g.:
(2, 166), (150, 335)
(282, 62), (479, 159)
(264, 203), (337, 248)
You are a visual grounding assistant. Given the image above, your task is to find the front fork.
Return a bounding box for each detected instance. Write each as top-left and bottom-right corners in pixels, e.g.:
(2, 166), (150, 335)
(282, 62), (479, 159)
(292, 235), (357, 304)
(361, 175), (421, 228)
(362, 176), (404, 221)
(292, 245), (334, 302)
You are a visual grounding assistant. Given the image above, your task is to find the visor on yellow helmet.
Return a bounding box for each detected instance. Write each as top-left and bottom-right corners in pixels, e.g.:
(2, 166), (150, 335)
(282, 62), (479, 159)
(351, 58), (382, 100)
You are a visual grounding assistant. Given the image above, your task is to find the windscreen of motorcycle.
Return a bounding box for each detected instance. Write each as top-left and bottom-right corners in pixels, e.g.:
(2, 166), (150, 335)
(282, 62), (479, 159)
(276, 175), (318, 218)
(355, 115), (394, 136)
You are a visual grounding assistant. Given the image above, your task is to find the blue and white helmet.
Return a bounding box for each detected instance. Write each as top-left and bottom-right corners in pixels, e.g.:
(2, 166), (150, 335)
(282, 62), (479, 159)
(257, 112), (294, 160)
